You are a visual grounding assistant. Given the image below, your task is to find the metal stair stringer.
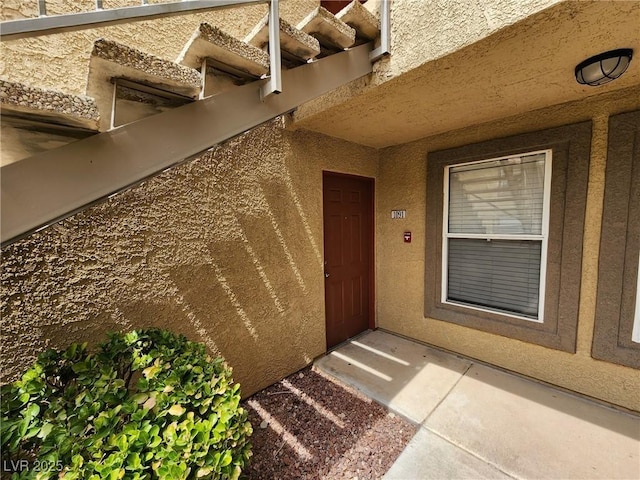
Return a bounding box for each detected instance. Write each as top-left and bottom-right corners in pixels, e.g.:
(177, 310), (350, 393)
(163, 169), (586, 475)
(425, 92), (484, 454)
(0, 42), (373, 246)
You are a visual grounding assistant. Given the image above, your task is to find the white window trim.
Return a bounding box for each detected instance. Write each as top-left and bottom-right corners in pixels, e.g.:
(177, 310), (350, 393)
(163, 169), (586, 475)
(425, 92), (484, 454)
(633, 253), (640, 344)
(441, 149), (552, 323)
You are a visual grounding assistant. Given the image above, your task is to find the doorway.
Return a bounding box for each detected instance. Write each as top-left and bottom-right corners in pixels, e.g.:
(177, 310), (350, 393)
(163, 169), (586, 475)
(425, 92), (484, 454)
(323, 172), (374, 349)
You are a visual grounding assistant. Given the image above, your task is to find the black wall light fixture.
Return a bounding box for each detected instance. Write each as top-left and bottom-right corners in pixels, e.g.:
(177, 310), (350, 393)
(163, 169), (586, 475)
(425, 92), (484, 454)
(575, 49), (633, 86)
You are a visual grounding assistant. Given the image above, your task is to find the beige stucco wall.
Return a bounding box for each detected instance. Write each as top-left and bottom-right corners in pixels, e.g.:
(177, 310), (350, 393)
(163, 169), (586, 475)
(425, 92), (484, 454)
(365, 0), (560, 79)
(0, 0), (318, 95)
(294, 0), (564, 129)
(0, 118), (378, 396)
(376, 85), (640, 412)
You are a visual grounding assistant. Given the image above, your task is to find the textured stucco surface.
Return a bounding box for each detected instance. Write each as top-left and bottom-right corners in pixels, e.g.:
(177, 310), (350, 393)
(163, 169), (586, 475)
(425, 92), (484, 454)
(376, 86), (640, 412)
(591, 110), (640, 369)
(2, 0), (640, 413)
(0, 0), (318, 95)
(0, 119), (378, 396)
(374, 0), (560, 79)
(294, 0), (640, 147)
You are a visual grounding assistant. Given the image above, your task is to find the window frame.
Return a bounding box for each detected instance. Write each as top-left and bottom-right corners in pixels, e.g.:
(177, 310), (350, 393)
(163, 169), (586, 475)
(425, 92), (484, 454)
(441, 150), (553, 323)
(633, 253), (640, 344)
(592, 110), (640, 369)
(425, 122), (592, 352)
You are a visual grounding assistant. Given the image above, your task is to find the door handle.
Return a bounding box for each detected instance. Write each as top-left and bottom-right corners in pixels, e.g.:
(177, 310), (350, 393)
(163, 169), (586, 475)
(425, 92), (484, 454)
(324, 272), (330, 278)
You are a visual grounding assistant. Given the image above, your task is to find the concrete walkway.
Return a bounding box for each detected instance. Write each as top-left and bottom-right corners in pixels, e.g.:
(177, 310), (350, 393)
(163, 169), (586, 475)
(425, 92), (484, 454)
(314, 330), (640, 480)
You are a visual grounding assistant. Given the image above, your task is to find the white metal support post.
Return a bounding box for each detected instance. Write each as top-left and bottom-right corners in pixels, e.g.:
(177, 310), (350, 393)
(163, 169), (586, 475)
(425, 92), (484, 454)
(370, 0), (390, 61)
(260, 0), (282, 100)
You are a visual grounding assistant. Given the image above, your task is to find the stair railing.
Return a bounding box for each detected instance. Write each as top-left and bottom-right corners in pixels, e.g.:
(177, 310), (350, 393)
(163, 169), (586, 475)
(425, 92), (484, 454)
(0, 0), (265, 40)
(1, 0), (389, 98)
(0, 0), (391, 246)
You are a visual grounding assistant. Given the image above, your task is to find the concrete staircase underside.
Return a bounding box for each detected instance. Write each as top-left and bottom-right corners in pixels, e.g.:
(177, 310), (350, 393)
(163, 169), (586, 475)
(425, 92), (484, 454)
(0, 0), (383, 245)
(0, 44), (374, 245)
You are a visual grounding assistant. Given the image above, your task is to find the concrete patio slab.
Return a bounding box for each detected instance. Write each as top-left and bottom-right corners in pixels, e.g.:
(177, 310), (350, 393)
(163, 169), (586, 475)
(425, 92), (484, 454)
(383, 428), (514, 480)
(314, 330), (471, 423)
(315, 330), (640, 480)
(425, 363), (640, 480)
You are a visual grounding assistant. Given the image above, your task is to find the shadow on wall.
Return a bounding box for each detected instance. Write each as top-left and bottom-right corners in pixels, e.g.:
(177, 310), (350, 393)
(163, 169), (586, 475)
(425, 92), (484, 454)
(0, 119), (325, 397)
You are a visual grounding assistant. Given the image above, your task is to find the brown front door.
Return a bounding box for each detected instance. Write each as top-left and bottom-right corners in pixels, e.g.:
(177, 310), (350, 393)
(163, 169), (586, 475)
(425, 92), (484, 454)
(323, 172), (374, 349)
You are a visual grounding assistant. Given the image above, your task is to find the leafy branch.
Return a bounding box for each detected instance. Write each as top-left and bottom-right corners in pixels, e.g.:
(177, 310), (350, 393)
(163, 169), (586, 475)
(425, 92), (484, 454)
(1, 328), (253, 480)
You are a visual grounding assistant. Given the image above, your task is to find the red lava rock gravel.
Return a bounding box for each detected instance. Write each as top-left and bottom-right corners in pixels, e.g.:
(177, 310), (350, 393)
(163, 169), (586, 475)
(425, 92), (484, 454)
(241, 366), (417, 479)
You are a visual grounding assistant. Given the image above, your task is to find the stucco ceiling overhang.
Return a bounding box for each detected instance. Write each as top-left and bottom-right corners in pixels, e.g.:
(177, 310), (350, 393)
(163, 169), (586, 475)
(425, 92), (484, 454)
(293, 1), (640, 148)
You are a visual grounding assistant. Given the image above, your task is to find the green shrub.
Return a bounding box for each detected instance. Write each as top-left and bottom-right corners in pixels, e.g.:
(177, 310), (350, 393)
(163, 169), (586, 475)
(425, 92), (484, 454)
(1, 329), (252, 480)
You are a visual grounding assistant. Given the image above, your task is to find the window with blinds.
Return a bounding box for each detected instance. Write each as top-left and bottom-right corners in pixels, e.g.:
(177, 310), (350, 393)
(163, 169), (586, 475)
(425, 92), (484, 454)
(442, 150), (552, 322)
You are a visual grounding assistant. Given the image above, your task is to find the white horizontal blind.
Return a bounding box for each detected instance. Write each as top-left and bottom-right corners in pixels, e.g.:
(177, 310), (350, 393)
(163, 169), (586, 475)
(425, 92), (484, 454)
(449, 154), (546, 235)
(443, 151), (550, 321)
(448, 239), (541, 317)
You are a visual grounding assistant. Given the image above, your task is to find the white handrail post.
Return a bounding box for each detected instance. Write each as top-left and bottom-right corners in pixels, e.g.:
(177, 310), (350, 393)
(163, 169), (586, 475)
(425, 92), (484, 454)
(0, 1), (266, 40)
(38, 0), (47, 16)
(260, 0), (281, 100)
(369, 0), (390, 61)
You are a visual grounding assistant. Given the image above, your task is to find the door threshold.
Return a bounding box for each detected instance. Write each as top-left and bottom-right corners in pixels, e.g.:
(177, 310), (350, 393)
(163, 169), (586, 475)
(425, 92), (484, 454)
(326, 328), (375, 354)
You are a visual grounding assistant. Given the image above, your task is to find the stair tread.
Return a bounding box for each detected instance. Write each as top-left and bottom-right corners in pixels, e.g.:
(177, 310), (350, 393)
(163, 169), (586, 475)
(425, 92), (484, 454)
(91, 39), (201, 91)
(336, 0), (380, 41)
(245, 14), (320, 62)
(0, 79), (100, 130)
(297, 6), (356, 50)
(87, 39), (201, 131)
(178, 23), (270, 77)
